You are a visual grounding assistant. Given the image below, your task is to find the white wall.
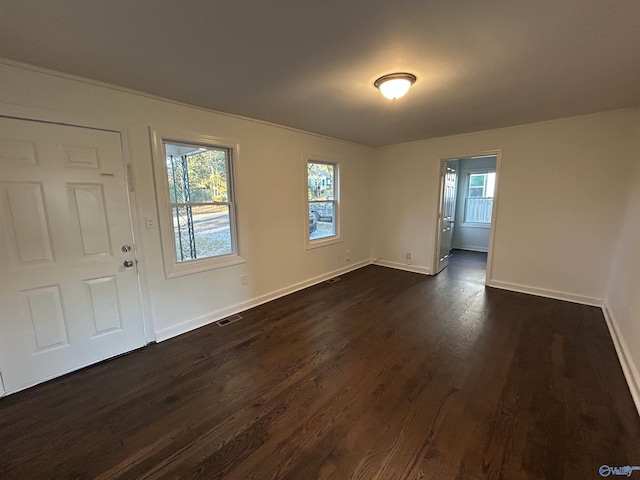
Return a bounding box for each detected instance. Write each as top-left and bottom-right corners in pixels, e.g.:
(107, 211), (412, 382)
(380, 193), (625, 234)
(605, 120), (640, 412)
(372, 108), (640, 304)
(451, 156), (496, 252)
(0, 61), (373, 340)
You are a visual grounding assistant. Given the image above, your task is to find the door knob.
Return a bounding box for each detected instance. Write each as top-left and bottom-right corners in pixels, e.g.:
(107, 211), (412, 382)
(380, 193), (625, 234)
(123, 260), (134, 268)
(122, 245), (132, 252)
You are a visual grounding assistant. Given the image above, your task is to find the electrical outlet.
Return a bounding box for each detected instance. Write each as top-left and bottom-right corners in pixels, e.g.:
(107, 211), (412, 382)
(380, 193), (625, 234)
(145, 216), (155, 229)
(345, 249), (351, 261)
(406, 252), (411, 265)
(241, 275), (248, 286)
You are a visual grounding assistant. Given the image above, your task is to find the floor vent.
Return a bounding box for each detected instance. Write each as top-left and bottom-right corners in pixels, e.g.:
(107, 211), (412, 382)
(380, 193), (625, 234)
(325, 277), (342, 284)
(215, 313), (243, 327)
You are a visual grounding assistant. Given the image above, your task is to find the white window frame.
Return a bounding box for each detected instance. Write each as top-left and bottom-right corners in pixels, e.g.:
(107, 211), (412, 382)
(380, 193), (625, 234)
(150, 127), (245, 278)
(461, 168), (495, 229)
(305, 154), (341, 249)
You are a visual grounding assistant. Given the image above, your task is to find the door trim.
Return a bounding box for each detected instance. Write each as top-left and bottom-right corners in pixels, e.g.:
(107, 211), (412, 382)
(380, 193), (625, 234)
(0, 102), (156, 345)
(432, 149), (502, 284)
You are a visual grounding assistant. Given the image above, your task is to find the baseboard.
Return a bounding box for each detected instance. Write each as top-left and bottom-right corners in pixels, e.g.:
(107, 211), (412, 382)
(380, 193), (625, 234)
(154, 259), (373, 342)
(452, 245), (489, 253)
(485, 279), (603, 307)
(372, 259), (431, 275)
(602, 301), (640, 417)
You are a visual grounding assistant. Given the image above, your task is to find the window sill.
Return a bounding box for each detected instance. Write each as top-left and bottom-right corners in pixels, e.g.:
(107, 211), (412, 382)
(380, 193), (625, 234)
(306, 235), (342, 250)
(164, 254), (247, 279)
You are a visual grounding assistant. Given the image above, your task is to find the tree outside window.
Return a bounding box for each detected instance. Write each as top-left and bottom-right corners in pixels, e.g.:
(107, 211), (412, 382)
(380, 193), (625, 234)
(164, 142), (237, 262)
(307, 160), (338, 241)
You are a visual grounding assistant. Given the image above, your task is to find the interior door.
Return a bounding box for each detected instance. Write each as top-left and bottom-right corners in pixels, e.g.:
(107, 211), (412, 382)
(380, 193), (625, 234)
(436, 163), (457, 273)
(0, 117), (146, 394)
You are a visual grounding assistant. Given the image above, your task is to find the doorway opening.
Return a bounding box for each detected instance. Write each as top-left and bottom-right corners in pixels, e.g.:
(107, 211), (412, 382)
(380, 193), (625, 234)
(433, 153), (500, 283)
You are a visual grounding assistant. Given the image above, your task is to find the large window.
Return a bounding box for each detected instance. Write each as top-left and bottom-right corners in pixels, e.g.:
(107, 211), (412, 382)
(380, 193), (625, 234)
(151, 128), (243, 277)
(166, 142), (235, 261)
(307, 159), (339, 245)
(464, 171), (495, 224)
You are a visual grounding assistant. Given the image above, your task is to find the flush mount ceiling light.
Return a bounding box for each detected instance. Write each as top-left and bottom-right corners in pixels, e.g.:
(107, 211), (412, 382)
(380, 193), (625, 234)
(374, 73), (417, 100)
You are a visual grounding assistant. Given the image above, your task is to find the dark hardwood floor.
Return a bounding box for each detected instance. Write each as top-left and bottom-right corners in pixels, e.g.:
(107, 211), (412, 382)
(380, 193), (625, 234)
(1, 250), (639, 479)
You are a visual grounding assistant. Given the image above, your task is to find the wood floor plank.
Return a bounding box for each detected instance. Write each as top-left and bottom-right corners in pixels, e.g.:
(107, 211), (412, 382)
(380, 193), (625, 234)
(1, 250), (639, 479)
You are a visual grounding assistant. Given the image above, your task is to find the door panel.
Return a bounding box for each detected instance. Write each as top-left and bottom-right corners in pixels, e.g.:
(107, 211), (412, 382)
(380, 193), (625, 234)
(0, 117), (145, 393)
(23, 285), (68, 351)
(5, 181), (54, 264)
(69, 183), (112, 257)
(436, 164), (457, 273)
(85, 276), (123, 335)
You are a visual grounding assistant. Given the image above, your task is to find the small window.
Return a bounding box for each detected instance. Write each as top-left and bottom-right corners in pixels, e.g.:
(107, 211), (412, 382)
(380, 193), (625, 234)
(150, 128), (244, 277)
(464, 172), (495, 224)
(307, 159), (340, 246)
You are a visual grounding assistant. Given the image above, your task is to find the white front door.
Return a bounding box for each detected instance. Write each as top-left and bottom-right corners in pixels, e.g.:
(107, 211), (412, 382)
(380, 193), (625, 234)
(0, 117), (146, 394)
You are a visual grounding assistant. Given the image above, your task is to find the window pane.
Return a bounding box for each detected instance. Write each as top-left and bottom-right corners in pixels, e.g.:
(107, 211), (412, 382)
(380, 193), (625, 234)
(172, 205), (233, 262)
(308, 162), (334, 201)
(469, 173), (486, 188)
(468, 186), (484, 198)
(309, 202), (335, 240)
(166, 143), (229, 203)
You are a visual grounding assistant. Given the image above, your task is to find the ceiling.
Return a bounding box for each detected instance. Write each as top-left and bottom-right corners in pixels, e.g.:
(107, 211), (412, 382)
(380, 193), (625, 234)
(1, 0), (639, 146)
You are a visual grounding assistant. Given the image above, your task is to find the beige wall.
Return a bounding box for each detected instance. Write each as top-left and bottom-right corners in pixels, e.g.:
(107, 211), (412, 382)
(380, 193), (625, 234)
(1, 59), (638, 383)
(605, 120), (640, 411)
(0, 62), (373, 339)
(372, 109), (640, 304)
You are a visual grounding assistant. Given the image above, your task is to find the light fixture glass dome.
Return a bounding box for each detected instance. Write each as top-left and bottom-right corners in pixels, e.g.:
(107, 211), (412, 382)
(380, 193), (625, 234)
(374, 73), (417, 100)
